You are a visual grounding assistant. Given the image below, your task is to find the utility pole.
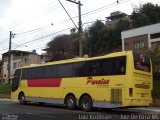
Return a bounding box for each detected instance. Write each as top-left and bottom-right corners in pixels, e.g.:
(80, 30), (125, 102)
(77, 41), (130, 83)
(78, 1), (83, 57)
(65, 0), (83, 57)
(8, 31), (15, 83)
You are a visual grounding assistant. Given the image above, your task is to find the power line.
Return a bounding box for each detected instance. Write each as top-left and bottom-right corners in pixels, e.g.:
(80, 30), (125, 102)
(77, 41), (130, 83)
(8, 19), (105, 52)
(0, 48), (9, 52)
(15, 25), (51, 35)
(12, 0), (130, 41)
(24, 44), (47, 52)
(37, 1), (70, 18)
(53, 0), (129, 25)
(0, 26), (73, 53)
(12, 27), (74, 50)
(0, 0), (130, 53)
(55, 2), (116, 24)
(82, 0), (130, 18)
(2, 1), (67, 31)
(6, 0), (128, 38)
(58, 0), (78, 29)
(81, 1), (116, 17)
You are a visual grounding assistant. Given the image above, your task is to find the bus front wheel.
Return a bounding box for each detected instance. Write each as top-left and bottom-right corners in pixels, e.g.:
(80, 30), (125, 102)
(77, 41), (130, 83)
(66, 95), (76, 110)
(19, 93), (26, 105)
(80, 96), (92, 112)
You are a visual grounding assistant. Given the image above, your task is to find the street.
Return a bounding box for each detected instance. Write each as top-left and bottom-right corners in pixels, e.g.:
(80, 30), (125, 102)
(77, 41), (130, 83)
(0, 99), (160, 120)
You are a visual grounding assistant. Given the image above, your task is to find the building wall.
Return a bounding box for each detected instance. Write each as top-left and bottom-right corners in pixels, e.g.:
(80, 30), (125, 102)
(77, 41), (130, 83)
(0, 61), (3, 83)
(121, 23), (160, 51)
(3, 61), (8, 83)
(124, 34), (149, 51)
(106, 16), (130, 29)
(2, 52), (46, 83)
(21, 54), (40, 66)
(106, 19), (120, 29)
(2, 54), (21, 83)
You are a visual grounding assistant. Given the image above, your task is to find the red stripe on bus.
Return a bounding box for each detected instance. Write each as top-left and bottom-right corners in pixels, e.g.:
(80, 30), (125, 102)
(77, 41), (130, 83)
(27, 78), (62, 87)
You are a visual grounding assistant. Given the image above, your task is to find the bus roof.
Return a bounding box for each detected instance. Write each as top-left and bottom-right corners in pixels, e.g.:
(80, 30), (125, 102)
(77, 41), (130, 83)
(17, 51), (132, 69)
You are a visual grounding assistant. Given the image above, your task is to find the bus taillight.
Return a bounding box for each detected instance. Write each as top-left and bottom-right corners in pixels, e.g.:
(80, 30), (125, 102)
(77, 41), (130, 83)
(129, 88), (133, 97)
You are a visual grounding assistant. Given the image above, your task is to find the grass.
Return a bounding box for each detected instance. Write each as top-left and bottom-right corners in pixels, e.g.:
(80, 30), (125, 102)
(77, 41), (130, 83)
(0, 84), (11, 94)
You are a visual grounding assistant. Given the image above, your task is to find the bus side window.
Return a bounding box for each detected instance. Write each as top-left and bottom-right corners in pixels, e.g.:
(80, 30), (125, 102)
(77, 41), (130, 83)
(119, 57), (126, 74)
(90, 61), (100, 75)
(72, 62), (84, 77)
(81, 61), (90, 76)
(100, 58), (113, 75)
(114, 56), (126, 74)
(57, 64), (72, 78)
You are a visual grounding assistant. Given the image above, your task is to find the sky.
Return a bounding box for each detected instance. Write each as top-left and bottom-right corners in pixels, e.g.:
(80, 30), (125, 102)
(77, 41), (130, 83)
(0, 0), (160, 58)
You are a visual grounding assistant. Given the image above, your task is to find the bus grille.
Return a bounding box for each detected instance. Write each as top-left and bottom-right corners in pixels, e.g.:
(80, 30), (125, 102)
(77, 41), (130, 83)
(111, 89), (122, 105)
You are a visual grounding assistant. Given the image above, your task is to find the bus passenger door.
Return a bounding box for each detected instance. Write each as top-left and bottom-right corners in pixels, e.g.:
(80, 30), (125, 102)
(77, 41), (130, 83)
(12, 70), (20, 92)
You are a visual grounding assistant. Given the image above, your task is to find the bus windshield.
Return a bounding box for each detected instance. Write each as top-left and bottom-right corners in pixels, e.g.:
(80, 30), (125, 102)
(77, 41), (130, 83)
(12, 69), (20, 92)
(133, 52), (150, 72)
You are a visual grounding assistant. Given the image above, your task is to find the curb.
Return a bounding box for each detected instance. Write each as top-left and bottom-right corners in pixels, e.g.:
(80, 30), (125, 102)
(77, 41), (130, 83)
(0, 98), (18, 102)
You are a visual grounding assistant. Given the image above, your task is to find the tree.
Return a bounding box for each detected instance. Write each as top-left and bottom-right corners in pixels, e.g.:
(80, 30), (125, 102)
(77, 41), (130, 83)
(88, 20), (129, 57)
(88, 20), (109, 56)
(69, 32), (79, 55)
(131, 3), (160, 28)
(70, 28), (76, 34)
(45, 3), (160, 60)
(147, 43), (160, 77)
(113, 19), (130, 50)
(46, 34), (75, 61)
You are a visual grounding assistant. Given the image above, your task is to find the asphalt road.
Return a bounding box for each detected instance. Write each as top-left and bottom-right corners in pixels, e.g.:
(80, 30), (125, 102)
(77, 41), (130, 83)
(0, 99), (160, 120)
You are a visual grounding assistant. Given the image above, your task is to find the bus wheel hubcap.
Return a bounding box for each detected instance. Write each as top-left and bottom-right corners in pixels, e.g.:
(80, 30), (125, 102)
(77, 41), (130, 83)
(20, 96), (24, 102)
(83, 101), (89, 109)
(68, 99), (74, 107)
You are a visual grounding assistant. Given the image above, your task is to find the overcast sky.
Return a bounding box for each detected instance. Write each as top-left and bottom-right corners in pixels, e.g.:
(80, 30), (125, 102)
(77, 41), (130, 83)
(0, 0), (160, 58)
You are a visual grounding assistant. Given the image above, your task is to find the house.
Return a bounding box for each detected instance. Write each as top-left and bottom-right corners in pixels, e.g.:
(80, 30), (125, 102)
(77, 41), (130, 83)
(2, 50), (49, 83)
(0, 60), (3, 83)
(106, 11), (130, 29)
(121, 23), (160, 51)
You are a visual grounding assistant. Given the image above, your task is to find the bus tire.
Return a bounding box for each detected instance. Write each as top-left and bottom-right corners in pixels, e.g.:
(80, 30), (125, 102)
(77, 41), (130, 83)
(19, 93), (26, 105)
(80, 96), (92, 112)
(66, 95), (76, 110)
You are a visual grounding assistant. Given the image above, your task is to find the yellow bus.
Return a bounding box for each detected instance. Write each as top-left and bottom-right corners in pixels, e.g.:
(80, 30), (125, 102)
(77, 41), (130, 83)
(11, 51), (152, 112)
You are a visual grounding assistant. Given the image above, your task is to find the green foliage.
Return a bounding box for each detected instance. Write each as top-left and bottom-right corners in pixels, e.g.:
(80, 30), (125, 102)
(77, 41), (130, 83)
(88, 20), (109, 56)
(131, 3), (160, 28)
(88, 20), (128, 57)
(46, 3), (160, 59)
(116, 19), (129, 31)
(47, 34), (75, 60)
(47, 32), (89, 60)
(0, 84), (11, 94)
(69, 32), (79, 55)
(147, 43), (160, 76)
(153, 77), (160, 98)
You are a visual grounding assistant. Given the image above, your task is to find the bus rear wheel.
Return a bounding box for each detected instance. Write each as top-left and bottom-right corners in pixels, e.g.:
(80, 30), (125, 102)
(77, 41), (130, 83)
(80, 96), (92, 112)
(66, 95), (76, 110)
(19, 93), (26, 105)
